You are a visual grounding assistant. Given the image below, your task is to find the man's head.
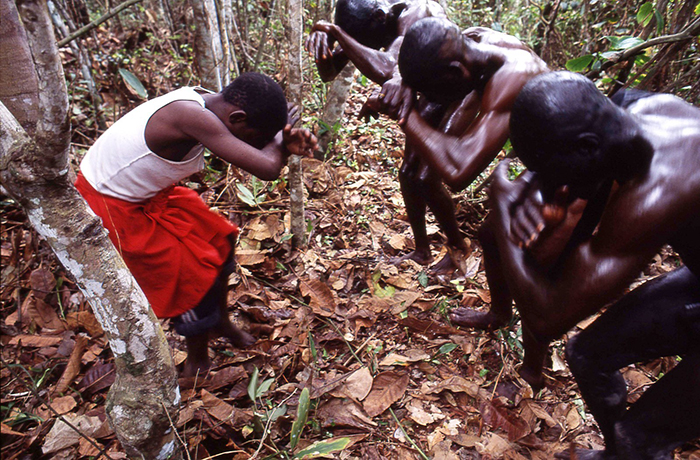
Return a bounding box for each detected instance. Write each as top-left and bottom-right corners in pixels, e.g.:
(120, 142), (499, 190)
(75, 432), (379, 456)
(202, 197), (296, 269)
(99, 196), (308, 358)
(399, 17), (472, 104)
(510, 71), (628, 199)
(221, 72), (287, 148)
(335, 0), (399, 50)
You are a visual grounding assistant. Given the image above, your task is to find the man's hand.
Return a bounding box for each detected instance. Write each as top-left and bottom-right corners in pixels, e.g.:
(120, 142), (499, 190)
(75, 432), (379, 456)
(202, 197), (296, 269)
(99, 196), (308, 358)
(282, 125), (317, 158)
(305, 28), (335, 63)
(358, 91), (382, 122)
(379, 76), (415, 125)
(490, 160), (530, 226)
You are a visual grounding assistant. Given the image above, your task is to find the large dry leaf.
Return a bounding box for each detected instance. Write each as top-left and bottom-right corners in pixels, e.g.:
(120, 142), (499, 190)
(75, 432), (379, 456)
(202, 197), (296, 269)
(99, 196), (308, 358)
(398, 317), (461, 338)
(55, 334), (88, 394)
(316, 398), (376, 430)
(479, 398), (532, 441)
(236, 249), (267, 266)
(363, 370), (409, 417)
(329, 367), (373, 401)
(65, 311), (103, 337)
(78, 363), (115, 396)
(299, 278), (336, 317)
(29, 267), (56, 299)
(423, 375), (485, 400)
(379, 349), (430, 367)
(204, 366), (247, 392)
(245, 216), (273, 241)
(42, 414), (103, 454)
(9, 334), (63, 347)
(27, 296), (66, 331)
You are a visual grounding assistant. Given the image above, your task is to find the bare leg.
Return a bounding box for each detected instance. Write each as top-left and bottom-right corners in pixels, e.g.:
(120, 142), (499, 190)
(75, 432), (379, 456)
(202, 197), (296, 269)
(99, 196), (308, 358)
(183, 333), (211, 377)
(565, 267), (700, 457)
(394, 150), (433, 266)
(212, 270), (255, 348)
(519, 323), (549, 391)
(451, 217), (513, 329)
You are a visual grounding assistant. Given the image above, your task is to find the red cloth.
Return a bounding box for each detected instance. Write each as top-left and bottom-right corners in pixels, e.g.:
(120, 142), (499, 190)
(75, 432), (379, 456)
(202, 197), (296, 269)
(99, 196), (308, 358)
(75, 173), (238, 318)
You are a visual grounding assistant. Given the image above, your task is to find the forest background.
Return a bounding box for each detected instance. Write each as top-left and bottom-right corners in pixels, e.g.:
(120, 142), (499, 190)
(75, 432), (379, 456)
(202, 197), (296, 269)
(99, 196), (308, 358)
(1, 0), (699, 459)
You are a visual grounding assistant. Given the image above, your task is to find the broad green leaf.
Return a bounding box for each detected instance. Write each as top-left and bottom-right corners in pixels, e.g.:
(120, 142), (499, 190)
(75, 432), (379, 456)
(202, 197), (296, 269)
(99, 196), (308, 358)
(615, 37), (644, 50)
(696, 2), (700, 15)
(236, 183), (258, 207)
(269, 404), (287, 424)
(636, 3), (654, 26)
(565, 55), (594, 72)
(290, 387), (310, 450)
(654, 9), (664, 35)
(256, 378), (274, 399)
(293, 437), (352, 459)
(118, 68), (147, 99)
(248, 367), (259, 402)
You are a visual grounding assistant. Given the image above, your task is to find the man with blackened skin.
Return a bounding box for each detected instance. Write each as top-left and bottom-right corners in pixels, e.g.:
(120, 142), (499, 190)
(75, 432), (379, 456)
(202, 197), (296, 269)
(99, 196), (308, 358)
(488, 71), (700, 459)
(306, 1), (476, 274)
(362, 16), (548, 272)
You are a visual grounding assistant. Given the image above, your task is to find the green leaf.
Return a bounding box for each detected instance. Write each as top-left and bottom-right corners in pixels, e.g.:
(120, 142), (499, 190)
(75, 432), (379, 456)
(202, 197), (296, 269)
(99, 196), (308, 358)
(565, 55), (594, 72)
(636, 3), (654, 26)
(308, 331), (317, 362)
(236, 183), (258, 207)
(118, 68), (148, 99)
(256, 378), (274, 399)
(290, 387), (310, 450)
(293, 437), (352, 459)
(696, 1), (700, 15)
(248, 367), (259, 402)
(654, 9), (664, 35)
(269, 404), (287, 423)
(417, 271), (428, 288)
(615, 37), (644, 50)
(439, 343), (459, 354)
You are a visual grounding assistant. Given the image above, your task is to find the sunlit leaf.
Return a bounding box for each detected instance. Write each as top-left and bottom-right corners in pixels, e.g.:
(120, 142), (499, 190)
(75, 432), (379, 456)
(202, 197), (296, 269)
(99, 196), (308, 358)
(565, 55), (594, 72)
(256, 378), (274, 399)
(290, 387), (310, 450)
(248, 367), (259, 402)
(118, 68), (147, 99)
(293, 437), (352, 459)
(439, 343), (458, 354)
(636, 3), (654, 26)
(615, 37), (644, 50)
(236, 183), (258, 207)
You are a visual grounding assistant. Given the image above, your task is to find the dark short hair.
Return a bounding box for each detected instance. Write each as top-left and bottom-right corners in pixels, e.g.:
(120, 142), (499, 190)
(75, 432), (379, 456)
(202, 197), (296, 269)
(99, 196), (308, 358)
(399, 17), (460, 94)
(335, 0), (390, 49)
(510, 71), (610, 186)
(222, 72), (287, 139)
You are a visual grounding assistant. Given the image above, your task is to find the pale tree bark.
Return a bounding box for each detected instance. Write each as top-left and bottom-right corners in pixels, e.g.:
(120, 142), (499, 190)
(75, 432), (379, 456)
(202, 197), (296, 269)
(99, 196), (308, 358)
(287, 0), (306, 248)
(190, 0), (228, 90)
(0, 1), (181, 458)
(317, 63), (355, 159)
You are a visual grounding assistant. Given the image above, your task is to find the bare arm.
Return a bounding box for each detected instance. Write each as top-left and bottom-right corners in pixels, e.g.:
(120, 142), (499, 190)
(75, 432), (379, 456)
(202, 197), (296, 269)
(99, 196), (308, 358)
(179, 103), (314, 181)
(488, 162), (674, 340)
(402, 66), (533, 191)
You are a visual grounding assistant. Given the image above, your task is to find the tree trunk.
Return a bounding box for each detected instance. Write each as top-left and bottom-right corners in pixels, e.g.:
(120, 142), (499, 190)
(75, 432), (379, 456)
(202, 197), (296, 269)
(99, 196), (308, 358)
(190, 0), (226, 90)
(0, 1), (181, 458)
(287, 0), (306, 248)
(316, 63), (355, 159)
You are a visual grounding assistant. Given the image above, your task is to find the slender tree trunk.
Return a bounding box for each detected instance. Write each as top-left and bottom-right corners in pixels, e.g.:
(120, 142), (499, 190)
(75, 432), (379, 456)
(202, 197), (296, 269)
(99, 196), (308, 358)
(191, 0), (225, 90)
(317, 63), (355, 159)
(287, 0), (306, 248)
(0, 1), (181, 458)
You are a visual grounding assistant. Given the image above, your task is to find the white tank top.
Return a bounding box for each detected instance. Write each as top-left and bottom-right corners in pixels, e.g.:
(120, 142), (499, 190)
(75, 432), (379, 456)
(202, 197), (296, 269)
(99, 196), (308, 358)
(80, 87), (209, 202)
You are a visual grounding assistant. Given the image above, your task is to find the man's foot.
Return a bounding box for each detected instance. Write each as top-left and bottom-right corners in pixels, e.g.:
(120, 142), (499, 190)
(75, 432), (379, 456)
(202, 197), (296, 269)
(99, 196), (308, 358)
(430, 252), (459, 275)
(216, 322), (256, 348)
(518, 365), (545, 392)
(390, 249), (433, 266)
(450, 307), (509, 330)
(554, 448), (614, 459)
(181, 357), (212, 379)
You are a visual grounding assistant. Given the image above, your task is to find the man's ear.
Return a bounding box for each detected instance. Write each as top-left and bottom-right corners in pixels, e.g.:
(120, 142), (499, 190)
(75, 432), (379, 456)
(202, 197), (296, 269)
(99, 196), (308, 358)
(388, 2), (407, 20)
(371, 7), (386, 23)
(229, 110), (247, 124)
(446, 61), (469, 82)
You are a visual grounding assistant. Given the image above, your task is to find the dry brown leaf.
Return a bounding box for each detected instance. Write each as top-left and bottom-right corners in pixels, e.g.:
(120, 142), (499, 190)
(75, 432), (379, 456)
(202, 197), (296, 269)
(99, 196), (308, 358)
(424, 375), (485, 400)
(65, 311), (103, 337)
(431, 439), (459, 460)
(1, 422), (25, 437)
(379, 349), (429, 367)
(329, 367), (373, 401)
(9, 334), (63, 347)
(299, 278), (336, 317)
(29, 267), (56, 299)
(55, 334), (88, 394)
(479, 398), (532, 441)
(316, 398), (376, 430)
(245, 216), (273, 241)
(476, 432), (513, 458)
(42, 414), (103, 454)
(236, 249), (267, 266)
(204, 366), (246, 392)
(363, 370), (409, 417)
(27, 296), (66, 331)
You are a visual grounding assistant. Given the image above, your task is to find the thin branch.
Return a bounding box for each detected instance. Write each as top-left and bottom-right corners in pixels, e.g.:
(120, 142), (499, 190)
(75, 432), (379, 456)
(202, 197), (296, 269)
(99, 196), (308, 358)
(588, 15), (700, 78)
(57, 0), (144, 47)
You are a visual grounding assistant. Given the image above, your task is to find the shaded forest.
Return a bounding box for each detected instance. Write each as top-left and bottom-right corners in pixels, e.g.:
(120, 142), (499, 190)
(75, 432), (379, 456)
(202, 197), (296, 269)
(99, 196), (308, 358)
(1, 0), (699, 459)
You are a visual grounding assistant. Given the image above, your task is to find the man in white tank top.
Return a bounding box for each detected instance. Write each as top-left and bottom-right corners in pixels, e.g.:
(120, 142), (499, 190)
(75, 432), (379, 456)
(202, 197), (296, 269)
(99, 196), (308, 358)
(76, 73), (316, 377)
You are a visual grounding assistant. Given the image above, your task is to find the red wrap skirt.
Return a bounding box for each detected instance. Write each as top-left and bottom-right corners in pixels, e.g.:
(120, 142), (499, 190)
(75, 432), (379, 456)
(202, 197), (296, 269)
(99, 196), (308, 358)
(75, 173), (238, 318)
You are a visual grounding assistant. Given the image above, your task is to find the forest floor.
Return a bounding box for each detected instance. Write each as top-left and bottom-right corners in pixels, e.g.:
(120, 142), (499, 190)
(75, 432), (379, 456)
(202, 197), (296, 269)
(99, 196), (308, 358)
(2, 80), (699, 460)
